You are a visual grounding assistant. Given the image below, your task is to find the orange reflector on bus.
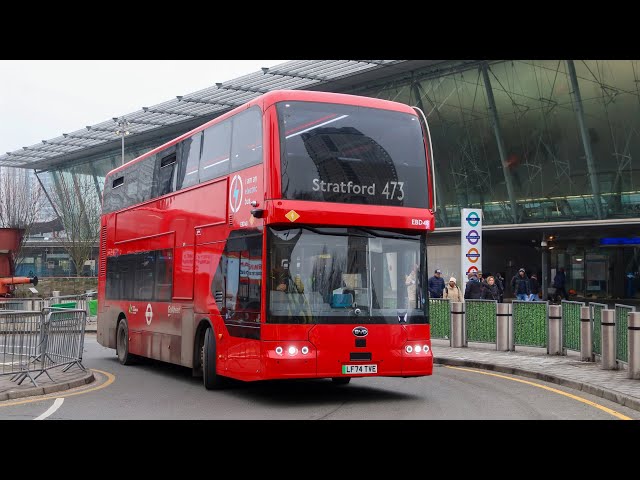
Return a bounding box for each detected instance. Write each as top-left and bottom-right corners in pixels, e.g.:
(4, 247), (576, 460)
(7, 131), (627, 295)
(285, 210), (300, 222)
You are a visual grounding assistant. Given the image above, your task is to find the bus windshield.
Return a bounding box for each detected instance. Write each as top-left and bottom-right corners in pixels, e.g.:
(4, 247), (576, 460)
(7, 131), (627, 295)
(277, 100), (428, 208)
(268, 227), (427, 325)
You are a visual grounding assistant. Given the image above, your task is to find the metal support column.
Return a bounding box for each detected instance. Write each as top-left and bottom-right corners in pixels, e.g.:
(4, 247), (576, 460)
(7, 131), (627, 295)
(34, 170), (61, 219)
(566, 60), (603, 219)
(580, 306), (593, 361)
(481, 63), (518, 223)
(601, 309), (617, 370)
(548, 304), (562, 355)
(451, 301), (466, 348)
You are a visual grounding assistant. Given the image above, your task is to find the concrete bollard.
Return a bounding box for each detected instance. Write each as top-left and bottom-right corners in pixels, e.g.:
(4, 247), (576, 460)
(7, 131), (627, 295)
(548, 304), (562, 355)
(628, 312), (640, 379)
(496, 303), (513, 351)
(580, 306), (593, 362)
(601, 309), (617, 370)
(451, 301), (466, 348)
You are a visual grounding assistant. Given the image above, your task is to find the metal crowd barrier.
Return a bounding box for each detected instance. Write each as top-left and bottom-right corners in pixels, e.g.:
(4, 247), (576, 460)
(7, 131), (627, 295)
(0, 298), (46, 311)
(0, 307), (87, 387)
(0, 310), (46, 386)
(47, 291), (97, 317)
(36, 308), (87, 378)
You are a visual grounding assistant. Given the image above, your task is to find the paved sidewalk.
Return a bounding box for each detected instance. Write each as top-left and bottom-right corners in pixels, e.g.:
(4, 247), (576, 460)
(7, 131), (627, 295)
(432, 339), (640, 412)
(0, 367), (94, 401)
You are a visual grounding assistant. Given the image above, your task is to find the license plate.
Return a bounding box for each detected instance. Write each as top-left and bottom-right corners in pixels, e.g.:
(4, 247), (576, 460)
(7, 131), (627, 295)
(342, 364), (377, 374)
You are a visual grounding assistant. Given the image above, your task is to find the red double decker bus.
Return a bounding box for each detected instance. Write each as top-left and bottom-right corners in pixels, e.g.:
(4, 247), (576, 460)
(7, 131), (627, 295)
(97, 89), (436, 389)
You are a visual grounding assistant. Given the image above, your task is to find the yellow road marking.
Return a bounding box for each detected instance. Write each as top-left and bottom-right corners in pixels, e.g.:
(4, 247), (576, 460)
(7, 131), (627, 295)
(445, 365), (632, 420)
(0, 369), (115, 408)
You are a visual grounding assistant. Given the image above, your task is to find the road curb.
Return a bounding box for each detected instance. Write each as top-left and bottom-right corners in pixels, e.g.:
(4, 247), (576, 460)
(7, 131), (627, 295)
(434, 357), (640, 414)
(0, 370), (95, 402)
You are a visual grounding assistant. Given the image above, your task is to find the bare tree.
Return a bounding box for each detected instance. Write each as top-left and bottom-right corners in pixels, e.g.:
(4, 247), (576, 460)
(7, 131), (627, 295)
(48, 172), (101, 277)
(0, 167), (43, 265)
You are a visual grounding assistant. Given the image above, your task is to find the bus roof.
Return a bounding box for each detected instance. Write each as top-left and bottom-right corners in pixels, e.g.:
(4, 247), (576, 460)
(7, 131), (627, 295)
(105, 90), (417, 178)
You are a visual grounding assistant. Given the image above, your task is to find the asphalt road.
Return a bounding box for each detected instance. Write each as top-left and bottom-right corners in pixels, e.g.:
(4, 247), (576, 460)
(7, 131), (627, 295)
(1, 334), (639, 420)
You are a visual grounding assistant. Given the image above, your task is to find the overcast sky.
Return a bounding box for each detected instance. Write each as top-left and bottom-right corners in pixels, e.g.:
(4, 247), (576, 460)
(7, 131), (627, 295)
(0, 60), (287, 155)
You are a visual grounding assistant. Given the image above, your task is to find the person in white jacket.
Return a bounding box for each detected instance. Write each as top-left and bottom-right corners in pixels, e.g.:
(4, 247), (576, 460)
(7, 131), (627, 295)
(443, 276), (463, 302)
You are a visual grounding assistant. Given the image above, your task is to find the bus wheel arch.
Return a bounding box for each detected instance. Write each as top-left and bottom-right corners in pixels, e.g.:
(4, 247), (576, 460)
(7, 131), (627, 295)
(116, 314), (136, 365)
(192, 319), (212, 377)
(197, 319), (227, 390)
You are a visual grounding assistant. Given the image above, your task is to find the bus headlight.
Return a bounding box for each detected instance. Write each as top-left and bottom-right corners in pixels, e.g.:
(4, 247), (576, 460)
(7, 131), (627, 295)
(405, 345), (413, 353)
(423, 345), (430, 353)
(301, 346), (309, 355)
(275, 346), (283, 356)
(288, 346), (298, 356)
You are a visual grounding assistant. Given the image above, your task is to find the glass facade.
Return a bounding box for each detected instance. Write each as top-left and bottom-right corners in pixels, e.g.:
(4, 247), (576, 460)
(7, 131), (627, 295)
(350, 60), (640, 228)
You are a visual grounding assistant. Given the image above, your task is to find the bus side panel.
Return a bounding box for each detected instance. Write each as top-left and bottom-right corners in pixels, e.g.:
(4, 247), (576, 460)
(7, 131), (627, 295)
(180, 306), (195, 367)
(174, 246), (195, 299)
(97, 305), (119, 349)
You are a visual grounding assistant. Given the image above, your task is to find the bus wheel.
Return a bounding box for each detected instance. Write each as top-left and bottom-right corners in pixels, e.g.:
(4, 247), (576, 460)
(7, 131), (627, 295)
(331, 377), (351, 385)
(202, 327), (225, 390)
(116, 318), (136, 365)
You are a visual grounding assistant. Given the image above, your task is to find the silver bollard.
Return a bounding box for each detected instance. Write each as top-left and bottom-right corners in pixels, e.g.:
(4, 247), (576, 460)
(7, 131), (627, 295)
(451, 301), (466, 348)
(580, 306), (593, 362)
(601, 309), (617, 370)
(628, 312), (640, 379)
(496, 303), (512, 351)
(548, 304), (562, 355)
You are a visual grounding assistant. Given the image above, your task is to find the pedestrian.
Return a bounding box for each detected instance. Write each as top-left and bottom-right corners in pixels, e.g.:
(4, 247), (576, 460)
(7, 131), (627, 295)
(553, 267), (567, 300)
(494, 272), (505, 303)
(477, 271), (487, 286)
(464, 272), (483, 300)
(511, 268), (531, 301)
(529, 274), (540, 301)
(481, 275), (500, 301)
(443, 276), (463, 302)
(405, 264), (418, 308)
(428, 268), (445, 298)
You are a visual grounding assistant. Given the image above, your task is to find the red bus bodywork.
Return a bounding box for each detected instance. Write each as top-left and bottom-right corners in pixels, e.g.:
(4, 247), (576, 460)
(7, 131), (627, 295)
(97, 90), (435, 386)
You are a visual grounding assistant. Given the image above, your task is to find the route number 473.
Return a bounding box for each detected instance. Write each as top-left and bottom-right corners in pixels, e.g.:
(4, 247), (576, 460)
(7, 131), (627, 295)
(382, 181), (405, 201)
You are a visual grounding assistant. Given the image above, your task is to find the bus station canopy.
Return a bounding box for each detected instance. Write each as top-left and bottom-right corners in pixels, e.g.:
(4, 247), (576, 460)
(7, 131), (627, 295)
(0, 60), (444, 171)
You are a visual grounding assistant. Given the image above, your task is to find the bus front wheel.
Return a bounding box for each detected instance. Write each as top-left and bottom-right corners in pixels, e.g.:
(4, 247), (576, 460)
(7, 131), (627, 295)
(116, 318), (136, 365)
(202, 327), (225, 390)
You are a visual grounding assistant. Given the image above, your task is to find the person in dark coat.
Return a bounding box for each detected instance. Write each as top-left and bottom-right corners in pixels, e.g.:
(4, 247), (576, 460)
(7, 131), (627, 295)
(428, 269), (445, 298)
(481, 276), (501, 302)
(464, 272), (483, 300)
(511, 268), (531, 301)
(553, 267), (567, 300)
(529, 274), (540, 301)
(494, 272), (505, 303)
